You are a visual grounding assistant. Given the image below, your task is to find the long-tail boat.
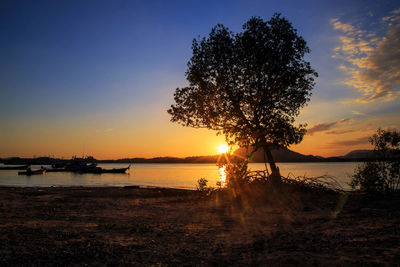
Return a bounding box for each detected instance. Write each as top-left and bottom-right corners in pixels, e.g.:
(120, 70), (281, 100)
(0, 165), (30, 170)
(100, 165), (131, 173)
(18, 168), (46, 175)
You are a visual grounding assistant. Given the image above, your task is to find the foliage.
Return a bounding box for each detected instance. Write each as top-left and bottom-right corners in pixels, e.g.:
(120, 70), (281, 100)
(370, 128), (400, 156)
(196, 178), (212, 193)
(350, 162), (397, 192)
(224, 159), (252, 189)
(168, 14), (317, 175)
(350, 128), (400, 193)
(220, 158), (341, 201)
(225, 161), (341, 189)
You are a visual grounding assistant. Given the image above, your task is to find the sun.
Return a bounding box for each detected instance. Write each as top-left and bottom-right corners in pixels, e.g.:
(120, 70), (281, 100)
(217, 143), (229, 154)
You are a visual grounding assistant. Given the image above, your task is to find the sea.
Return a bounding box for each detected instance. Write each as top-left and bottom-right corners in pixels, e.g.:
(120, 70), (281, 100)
(0, 162), (360, 190)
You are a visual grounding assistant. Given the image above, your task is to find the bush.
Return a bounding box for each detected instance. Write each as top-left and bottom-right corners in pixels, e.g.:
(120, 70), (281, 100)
(350, 129), (400, 193)
(350, 162), (396, 193)
(223, 157), (342, 193)
(225, 159), (251, 188)
(196, 178), (212, 193)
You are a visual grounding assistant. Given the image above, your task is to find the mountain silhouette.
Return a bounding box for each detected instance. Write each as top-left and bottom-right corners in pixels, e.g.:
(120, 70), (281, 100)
(341, 150), (375, 159)
(233, 147), (322, 162)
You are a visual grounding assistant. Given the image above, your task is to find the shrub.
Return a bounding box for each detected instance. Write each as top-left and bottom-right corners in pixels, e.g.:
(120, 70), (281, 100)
(350, 129), (400, 193)
(196, 178), (211, 193)
(223, 158), (342, 192)
(225, 159), (251, 189)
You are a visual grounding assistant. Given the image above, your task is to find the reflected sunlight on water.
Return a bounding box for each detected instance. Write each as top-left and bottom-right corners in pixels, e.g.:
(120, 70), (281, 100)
(218, 165), (227, 187)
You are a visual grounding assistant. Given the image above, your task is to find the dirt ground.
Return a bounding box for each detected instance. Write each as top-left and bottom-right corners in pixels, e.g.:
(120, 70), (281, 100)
(0, 186), (399, 266)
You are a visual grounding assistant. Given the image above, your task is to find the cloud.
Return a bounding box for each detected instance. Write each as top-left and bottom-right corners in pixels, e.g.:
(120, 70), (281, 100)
(351, 110), (366, 116)
(325, 129), (358, 135)
(331, 18), (355, 33)
(307, 118), (353, 135)
(332, 9), (400, 102)
(390, 8), (400, 15)
(329, 136), (370, 146)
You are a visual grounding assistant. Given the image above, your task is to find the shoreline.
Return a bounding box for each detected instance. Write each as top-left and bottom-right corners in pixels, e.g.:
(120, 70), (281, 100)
(1, 186), (399, 265)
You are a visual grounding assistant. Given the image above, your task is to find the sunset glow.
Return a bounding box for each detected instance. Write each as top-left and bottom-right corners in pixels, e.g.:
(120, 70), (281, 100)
(217, 144), (229, 154)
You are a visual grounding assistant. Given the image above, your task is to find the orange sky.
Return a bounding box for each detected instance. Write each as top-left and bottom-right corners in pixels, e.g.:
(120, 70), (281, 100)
(2, 108), (396, 159)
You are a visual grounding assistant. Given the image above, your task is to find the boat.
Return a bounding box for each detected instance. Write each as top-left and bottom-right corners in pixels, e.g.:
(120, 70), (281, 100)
(64, 157), (99, 172)
(46, 168), (70, 172)
(18, 168), (46, 176)
(47, 165), (130, 174)
(100, 165), (131, 174)
(0, 165), (30, 170)
(51, 162), (66, 168)
(79, 166), (103, 174)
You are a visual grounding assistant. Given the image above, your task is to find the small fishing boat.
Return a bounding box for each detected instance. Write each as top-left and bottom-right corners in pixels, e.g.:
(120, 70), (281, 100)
(0, 165), (30, 170)
(65, 158), (98, 172)
(51, 162), (65, 168)
(18, 168), (46, 176)
(101, 165), (131, 174)
(46, 168), (70, 173)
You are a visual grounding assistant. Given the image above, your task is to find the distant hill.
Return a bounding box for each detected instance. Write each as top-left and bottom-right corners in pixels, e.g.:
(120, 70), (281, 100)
(233, 147), (323, 163)
(341, 150), (376, 159)
(340, 149), (399, 160)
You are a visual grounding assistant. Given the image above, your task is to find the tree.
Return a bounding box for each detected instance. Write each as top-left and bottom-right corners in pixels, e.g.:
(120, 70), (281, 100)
(168, 14), (317, 178)
(350, 128), (400, 193)
(370, 128), (400, 157)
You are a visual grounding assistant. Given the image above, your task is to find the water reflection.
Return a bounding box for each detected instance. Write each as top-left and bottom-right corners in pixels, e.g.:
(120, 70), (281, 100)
(218, 165), (227, 187)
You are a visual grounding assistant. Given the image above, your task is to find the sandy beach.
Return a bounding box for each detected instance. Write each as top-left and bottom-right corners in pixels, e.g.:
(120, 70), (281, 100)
(0, 186), (399, 266)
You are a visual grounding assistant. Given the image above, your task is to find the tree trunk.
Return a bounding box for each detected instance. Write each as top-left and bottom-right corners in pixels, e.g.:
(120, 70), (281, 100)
(263, 145), (281, 183)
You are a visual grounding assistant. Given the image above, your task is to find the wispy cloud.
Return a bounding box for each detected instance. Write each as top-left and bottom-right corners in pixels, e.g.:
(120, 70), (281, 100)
(329, 136), (370, 146)
(307, 118), (353, 135)
(332, 9), (400, 102)
(351, 110), (366, 116)
(331, 19), (355, 33)
(325, 129), (358, 135)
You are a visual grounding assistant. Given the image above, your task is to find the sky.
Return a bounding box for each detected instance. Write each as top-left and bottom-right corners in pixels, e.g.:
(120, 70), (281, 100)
(0, 0), (399, 159)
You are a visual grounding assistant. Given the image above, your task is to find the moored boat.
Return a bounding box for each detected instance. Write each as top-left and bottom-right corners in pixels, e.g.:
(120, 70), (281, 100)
(51, 162), (66, 168)
(65, 157), (98, 172)
(101, 165), (131, 173)
(18, 168), (46, 175)
(0, 165), (30, 170)
(46, 168), (70, 172)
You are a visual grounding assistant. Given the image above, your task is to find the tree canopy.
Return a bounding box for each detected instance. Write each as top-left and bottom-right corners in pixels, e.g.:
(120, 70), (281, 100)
(370, 128), (400, 154)
(168, 14), (317, 175)
(351, 128), (400, 193)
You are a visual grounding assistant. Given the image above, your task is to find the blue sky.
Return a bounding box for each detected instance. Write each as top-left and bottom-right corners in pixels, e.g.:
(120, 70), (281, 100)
(0, 0), (399, 158)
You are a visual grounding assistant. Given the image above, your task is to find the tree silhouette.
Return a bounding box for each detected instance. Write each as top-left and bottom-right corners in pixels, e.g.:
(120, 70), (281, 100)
(351, 128), (400, 193)
(168, 14), (317, 178)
